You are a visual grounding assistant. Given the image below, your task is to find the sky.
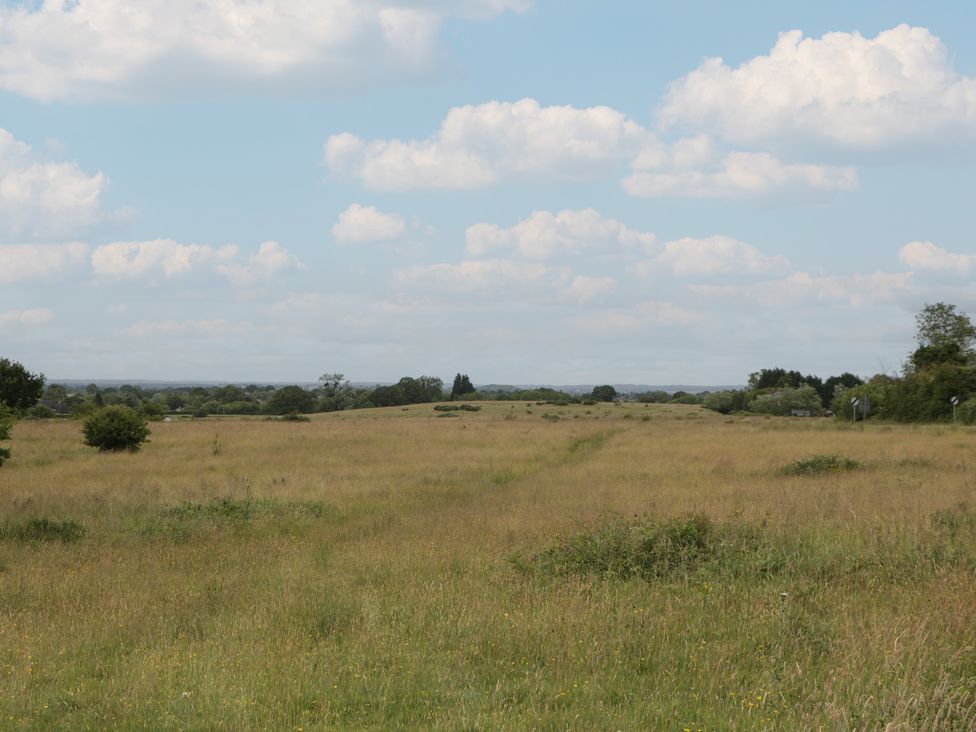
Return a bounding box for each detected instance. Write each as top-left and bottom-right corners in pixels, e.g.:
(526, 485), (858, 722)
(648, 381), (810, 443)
(1, 0), (975, 385)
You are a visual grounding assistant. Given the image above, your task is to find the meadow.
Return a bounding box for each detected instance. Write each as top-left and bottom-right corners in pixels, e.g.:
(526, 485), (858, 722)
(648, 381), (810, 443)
(1, 402), (974, 730)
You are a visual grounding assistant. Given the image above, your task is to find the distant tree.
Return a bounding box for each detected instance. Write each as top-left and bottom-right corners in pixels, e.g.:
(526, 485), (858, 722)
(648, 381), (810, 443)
(266, 385), (317, 415)
(590, 385), (618, 402)
(369, 384), (406, 407)
(748, 368), (805, 390)
(139, 401), (165, 421)
(702, 390), (750, 414)
(318, 372), (354, 412)
(915, 302), (976, 356)
(94, 390), (105, 407)
(750, 385), (823, 416)
(0, 358), (45, 412)
(82, 405), (150, 452)
(398, 376), (443, 403)
(823, 373), (862, 399)
(0, 403), (12, 466)
(450, 373), (475, 400)
(44, 384), (68, 402)
(318, 372), (348, 396)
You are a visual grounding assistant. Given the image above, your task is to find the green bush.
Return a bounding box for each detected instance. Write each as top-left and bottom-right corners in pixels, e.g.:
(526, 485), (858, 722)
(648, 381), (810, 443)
(781, 454), (861, 476)
(0, 517), (85, 543)
(27, 404), (55, 419)
(82, 405), (151, 452)
(279, 412), (310, 422)
(958, 397), (976, 425)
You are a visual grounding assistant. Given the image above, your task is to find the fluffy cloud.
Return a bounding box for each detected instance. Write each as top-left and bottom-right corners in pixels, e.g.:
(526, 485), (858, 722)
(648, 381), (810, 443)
(623, 150), (857, 198)
(690, 271), (914, 307)
(119, 318), (247, 338)
(465, 208), (656, 259)
(91, 239), (238, 278)
(659, 25), (976, 147)
(899, 241), (976, 275)
(0, 129), (106, 240)
(91, 238), (302, 284)
(325, 98), (651, 190)
(395, 258), (552, 297)
(0, 308), (55, 327)
(0, 1), (530, 102)
(0, 242), (88, 283)
(571, 301), (698, 337)
(566, 275), (616, 301)
(638, 235), (791, 277)
(216, 241), (305, 286)
(332, 203), (406, 244)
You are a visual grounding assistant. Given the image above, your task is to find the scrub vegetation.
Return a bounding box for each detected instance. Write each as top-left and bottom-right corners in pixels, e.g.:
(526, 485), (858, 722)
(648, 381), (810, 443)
(1, 403), (974, 729)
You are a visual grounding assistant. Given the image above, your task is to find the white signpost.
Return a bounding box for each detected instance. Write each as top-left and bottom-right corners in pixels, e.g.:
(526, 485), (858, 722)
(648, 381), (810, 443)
(951, 396), (960, 423)
(850, 396), (859, 423)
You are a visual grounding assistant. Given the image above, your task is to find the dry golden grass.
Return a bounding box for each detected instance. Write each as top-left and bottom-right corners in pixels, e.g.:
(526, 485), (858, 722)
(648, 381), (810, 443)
(1, 403), (974, 729)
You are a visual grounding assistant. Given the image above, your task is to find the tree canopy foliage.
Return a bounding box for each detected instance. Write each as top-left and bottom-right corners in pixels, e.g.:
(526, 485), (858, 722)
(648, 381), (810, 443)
(82, 405), (151, 452)
(590, 385), (618, 402)
(0, 358), (45, 412)
(0, 403), (12, 467)
(450, 373), (475, 400)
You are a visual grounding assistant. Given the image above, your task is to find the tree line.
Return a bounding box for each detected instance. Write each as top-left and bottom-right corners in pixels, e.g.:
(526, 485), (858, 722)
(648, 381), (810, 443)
(702, 302), (976, 423)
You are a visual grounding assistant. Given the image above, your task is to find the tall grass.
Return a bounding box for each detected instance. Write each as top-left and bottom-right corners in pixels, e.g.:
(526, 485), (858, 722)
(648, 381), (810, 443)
(0, 403), (973, 729)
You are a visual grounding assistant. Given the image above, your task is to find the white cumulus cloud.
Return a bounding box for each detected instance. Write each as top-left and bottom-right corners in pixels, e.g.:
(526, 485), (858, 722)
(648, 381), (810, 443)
(691, 271), (914, 307)
(0, 242), (88, 283)
(659, 25), (976, 148)
(91, 238), (302, 285)
(119, 318), (247, 338)
(0, 0), (531, 102)
(566, 275), (616, 301)
(571, 301), (698, 337)
(325, 98), (651, 190)
(91, 239), (238, 278)
(332, 203), (406, 244)
(465, 208), (657, 259)
(638, 235), (791, 277)
(899, 241), (976, 275)
(216, 240), (304, 286)
(395, 258), (552, 297)
(0, 307), (55, 327)
(0, 129), (107, 240)
(624, 134), (857, 198)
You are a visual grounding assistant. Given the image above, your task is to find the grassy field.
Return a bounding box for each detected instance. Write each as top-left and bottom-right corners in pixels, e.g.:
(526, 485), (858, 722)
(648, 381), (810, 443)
(1, 402), (975, 730)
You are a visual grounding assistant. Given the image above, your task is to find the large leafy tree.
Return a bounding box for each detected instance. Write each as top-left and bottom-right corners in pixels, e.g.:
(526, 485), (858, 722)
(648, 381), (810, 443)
(266, 385), (317, 415)
(450, 373), (475, 400)
(914, 302), (976, 363)
(590, 385), (618, 402)
(0, 358), (45, 411)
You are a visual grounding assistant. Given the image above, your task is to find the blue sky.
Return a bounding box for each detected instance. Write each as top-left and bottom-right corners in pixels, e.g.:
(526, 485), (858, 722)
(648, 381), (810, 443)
(1, 0), (975, 384)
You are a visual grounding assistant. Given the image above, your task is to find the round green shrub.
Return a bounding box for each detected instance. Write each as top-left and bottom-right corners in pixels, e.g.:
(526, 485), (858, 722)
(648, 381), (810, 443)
(82, 405), (151, 452)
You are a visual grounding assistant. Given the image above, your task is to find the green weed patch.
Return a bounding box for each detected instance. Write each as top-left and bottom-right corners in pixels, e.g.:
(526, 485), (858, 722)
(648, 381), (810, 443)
(133, 496), (340, 540)
(781, 454), (862, 475)
(0, 517), (85, 543)
(514, 509), (976, 583)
